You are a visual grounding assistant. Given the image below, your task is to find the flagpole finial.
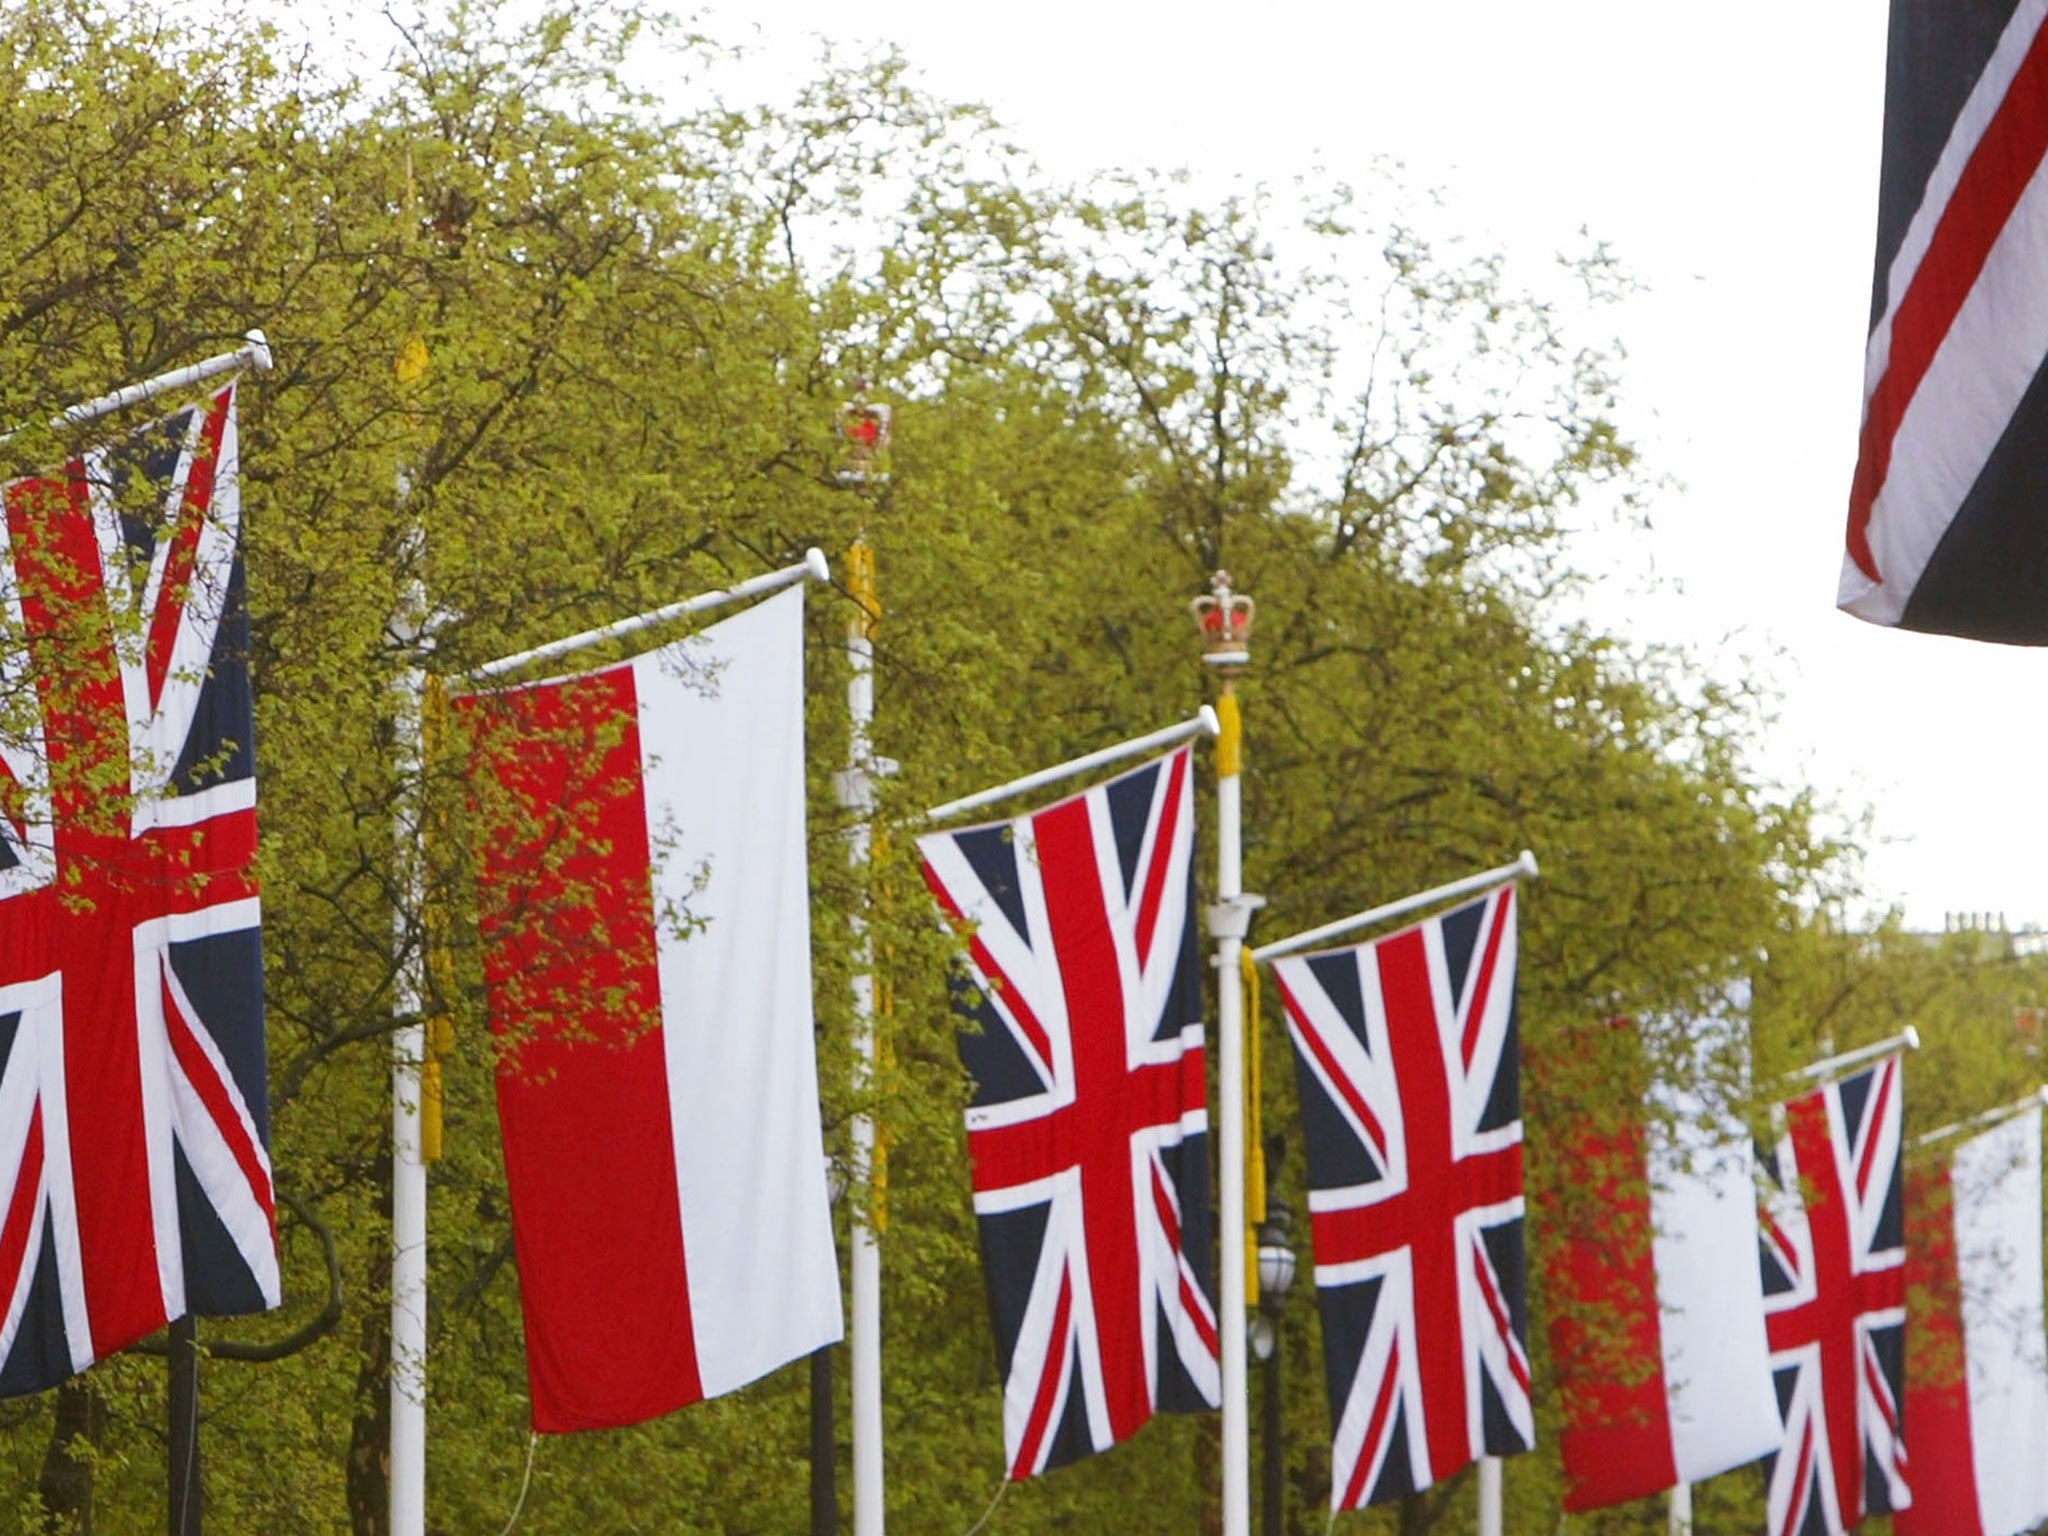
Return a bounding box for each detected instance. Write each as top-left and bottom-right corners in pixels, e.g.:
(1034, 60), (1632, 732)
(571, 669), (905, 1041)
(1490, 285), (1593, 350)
(838, 377), (892, 490)
(1192, 569), (1255, 676)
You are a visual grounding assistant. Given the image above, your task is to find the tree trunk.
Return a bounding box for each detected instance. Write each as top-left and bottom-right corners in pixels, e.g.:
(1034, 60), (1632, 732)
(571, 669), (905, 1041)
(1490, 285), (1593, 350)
(38, 1375), (104, 1535)
(346, 1292), (392, 1536)
(1197, 1413), (1223, 1536)
(347, 1146), (393, 1536)
(1397, 1464), (1469, 1536)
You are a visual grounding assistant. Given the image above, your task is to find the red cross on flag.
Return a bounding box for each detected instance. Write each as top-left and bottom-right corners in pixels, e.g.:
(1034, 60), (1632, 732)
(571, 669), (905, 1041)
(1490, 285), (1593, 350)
(918, 747), (1218, 1479)
(1760, 1055), (1912, 1535)
(1273, 885), (1531, 1510)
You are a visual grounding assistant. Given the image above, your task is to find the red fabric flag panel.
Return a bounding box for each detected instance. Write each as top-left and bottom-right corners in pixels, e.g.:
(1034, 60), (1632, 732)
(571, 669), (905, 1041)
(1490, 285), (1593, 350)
(1273, 884), (1531, 1511)
(0, 385), (278, 1396)
(1546, 1002), (1780, 1512)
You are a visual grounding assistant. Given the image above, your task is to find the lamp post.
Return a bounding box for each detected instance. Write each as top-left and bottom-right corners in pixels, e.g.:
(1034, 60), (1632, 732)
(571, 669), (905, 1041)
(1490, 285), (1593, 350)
(1251, 1201), (1296, 1536)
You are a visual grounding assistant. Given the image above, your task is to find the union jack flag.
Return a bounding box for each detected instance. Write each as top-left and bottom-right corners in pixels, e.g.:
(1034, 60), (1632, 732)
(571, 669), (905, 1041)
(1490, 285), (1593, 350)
(1839, 0), (2048, 641)
(1273, 885), (1531, 1510)
(0, 384), (278, 1396)
(917, 747), (1218, 1479)
(1760, 1056), (1911, 1536)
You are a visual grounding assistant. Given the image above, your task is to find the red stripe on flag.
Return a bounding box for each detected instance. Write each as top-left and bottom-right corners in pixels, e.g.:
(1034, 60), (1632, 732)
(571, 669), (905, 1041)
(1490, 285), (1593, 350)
(145, 388), (231, 710)
(922, 863), (1058, 1078)
(463, 663), (704, 1432)
(1276, 972), (1390, 1164)
(1854, 1059), (1896, 1201)
(1131, 749), (1186, 968)
(1892, 1160), (1986, 1536)
(1762, 1210), (1801, 1277)
(1543, 1104), (1679, 1512)
(1150, 1165), (1218, 1358)
(1846, 18), (2048, 581)
(1012, 1271), (1075, 1479)
(1780, 1425), (1816, 1536)
(1458, 887), (1512, 1070)
(161, 964), (276, 1240)
(0, 1109), (45, 1316)
(1341, 1335), (1404, 1510)
(1470, 1244), (1530, 1396)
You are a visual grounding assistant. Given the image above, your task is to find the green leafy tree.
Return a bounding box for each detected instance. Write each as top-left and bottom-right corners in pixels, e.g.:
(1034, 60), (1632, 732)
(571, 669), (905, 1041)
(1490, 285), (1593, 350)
(0, 4), (1886, 1533)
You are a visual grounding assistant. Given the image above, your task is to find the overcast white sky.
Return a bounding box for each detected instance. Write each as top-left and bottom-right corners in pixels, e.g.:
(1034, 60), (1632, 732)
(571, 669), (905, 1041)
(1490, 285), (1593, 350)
(688, 0), (2046, 933)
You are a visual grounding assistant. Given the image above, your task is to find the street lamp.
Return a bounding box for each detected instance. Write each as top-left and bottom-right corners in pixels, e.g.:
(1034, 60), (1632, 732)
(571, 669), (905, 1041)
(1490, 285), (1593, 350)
(1253, 1201), (1295, 1536)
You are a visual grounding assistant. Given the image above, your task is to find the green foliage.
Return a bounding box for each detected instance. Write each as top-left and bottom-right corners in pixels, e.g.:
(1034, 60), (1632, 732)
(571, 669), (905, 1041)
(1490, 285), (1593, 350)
(3, 4), (2026, 1534)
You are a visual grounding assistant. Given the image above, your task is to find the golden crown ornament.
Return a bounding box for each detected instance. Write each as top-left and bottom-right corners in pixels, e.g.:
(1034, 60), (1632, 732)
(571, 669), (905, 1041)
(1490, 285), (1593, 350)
(837, 377), (893, 488)
(1191, 569), (1255, 673)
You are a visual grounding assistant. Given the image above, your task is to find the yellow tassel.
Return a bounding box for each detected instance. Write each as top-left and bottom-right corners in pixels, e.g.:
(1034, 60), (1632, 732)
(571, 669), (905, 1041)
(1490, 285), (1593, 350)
(395, 333), (430, 386)
(419, 675), (454, 1163)
(1244, 947), (1265, 1306)
(419, 1051), (445, 1163)
(1215, 690), (1242, 779)
(846, 542), (880, 640)
(846, 538), (885, 1219)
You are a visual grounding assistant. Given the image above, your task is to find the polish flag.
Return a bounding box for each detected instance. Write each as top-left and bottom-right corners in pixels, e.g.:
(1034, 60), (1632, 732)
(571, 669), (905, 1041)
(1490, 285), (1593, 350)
(455, 586), (840, 1433)
(1546, 1010), (1782, 1511)
(1896, 1105), (2048, 1536)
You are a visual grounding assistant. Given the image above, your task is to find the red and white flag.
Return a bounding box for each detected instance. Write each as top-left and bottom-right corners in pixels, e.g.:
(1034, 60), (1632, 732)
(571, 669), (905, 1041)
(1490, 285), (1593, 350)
(1896, 1105), (2048, 1536)
(1548, 1009), (1781, 1511)
(455, 586), (839, 1433)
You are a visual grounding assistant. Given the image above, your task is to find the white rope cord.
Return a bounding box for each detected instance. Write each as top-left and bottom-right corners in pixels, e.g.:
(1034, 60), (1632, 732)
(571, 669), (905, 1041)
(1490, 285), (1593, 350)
(494, 1431), (539, 1536)
(959, 1477), (1010, 1536)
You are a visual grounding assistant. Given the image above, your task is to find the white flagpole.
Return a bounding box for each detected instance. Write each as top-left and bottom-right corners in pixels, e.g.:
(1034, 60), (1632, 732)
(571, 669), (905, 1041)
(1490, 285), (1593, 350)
(1914, 1085), (2048, 1149)
(1193, 571), (1260, 1536)
(1251, 851), (1540, 963)
(7, 331), (274, 438)
(1215, 710), (1253, 1536)
(63, 332), (274, 424)
(839, 386), (892, 1536)
(1668, 1479), (1693, 1536)
(469, 550), (829, 682)
(1786, 1028), (1921, 1086)
(922, 708), (1220, 824)
(1477, 1455), (1503, 1536)
(389, 484), (429, 1536)
(845, 544), (884, 1536)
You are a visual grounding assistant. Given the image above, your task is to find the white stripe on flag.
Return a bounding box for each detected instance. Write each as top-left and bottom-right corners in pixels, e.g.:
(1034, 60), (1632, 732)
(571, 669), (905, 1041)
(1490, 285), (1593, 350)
(638, 585), (842, 1399)
(1843, 149), (2048, 621)
(1954, 1108), (2048, 1536)
(1649, 1110), (1781, 1482)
